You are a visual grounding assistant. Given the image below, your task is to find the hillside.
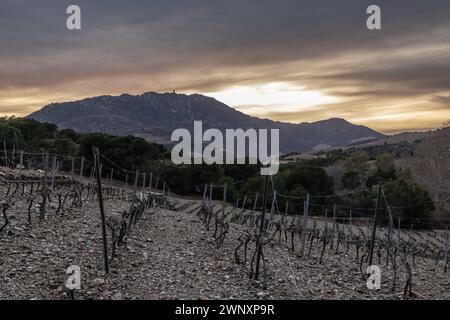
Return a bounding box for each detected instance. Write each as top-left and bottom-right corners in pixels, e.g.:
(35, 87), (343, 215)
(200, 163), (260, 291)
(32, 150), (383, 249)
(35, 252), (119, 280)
(1, 166), (448, 300)
(346, 131), (430, 149)
(27, 92), (385, 154)
(395, 127), (450, 213)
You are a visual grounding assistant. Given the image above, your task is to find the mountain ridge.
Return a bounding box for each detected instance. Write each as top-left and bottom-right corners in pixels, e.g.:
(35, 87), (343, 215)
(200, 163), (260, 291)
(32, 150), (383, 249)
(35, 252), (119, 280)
(27, 91), (386, 153)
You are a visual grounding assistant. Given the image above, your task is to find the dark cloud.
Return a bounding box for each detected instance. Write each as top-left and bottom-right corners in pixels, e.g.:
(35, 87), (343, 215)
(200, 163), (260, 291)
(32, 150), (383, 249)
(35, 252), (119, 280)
(433, 95), (450, 107)
(0, 0), (449, 131)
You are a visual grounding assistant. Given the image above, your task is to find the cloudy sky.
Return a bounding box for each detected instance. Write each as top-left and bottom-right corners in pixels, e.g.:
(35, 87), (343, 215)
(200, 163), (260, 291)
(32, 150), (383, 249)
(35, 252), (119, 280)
(0, 0), (449, 133)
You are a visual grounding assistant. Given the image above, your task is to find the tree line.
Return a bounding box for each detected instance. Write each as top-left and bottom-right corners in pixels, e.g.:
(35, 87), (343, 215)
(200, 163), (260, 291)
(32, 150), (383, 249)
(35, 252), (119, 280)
(0, 117), (435, 226)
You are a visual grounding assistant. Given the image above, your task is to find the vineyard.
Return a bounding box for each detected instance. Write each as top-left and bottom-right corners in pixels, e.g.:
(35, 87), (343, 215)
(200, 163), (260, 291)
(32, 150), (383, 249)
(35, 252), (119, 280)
(0, 149), (449, 300)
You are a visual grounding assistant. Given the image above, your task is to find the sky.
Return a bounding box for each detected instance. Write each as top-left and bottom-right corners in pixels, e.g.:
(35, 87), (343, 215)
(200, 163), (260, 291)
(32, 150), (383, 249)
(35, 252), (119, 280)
(0, 0), (449, 133)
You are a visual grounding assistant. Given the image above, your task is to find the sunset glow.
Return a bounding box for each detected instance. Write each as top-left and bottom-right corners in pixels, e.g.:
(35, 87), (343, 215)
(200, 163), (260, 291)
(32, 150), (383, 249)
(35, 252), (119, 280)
(204, 82), (340, 116)
(0, 1), (449, 133)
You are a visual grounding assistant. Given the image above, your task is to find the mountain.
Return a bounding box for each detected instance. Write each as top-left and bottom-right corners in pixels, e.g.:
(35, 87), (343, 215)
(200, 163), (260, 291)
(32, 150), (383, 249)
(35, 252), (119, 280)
(27, 92), (385, 153)
(345, 131), (430, 149)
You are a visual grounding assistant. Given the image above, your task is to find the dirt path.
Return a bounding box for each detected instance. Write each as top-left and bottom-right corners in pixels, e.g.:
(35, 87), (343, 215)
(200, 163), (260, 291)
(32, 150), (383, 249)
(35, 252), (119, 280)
(104, 208), (262, 300)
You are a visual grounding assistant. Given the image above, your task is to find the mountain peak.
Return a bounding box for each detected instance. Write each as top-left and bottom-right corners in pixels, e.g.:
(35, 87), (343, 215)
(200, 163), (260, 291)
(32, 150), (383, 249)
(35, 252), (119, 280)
(27, 91), (385, 153)
(316, 118), (350, 125)
(327, 117), (348, 122)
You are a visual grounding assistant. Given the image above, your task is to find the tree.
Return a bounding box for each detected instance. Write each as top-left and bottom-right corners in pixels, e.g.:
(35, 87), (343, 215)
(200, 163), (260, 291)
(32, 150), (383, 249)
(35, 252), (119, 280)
(383, 179), (435, 221)
(342, 151), (369, 189)
(159, 165), (192, 195)
(0, 124), (24, 149)
(56, 128), (80, 141)
(5, 118), (57, 149)
(188, 164), (224, 192)
(77, 133), (165, 169)
(342, 171), (361, 190)
(366, 153), (397, 187)
(242, 176), (264, 207)
(285, 165), (334, 197)
(410, 124), (450, 210)
(344, 151), (369, 173)
(54, 138), (78, 156)
(78, 133), (109, 161)
(214, 176), (237, 203)
(375, 153), (396, 180)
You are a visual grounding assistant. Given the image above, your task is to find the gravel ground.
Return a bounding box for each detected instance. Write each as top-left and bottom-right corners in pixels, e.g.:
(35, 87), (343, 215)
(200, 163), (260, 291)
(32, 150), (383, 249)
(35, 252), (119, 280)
(1, 187), (449, 300)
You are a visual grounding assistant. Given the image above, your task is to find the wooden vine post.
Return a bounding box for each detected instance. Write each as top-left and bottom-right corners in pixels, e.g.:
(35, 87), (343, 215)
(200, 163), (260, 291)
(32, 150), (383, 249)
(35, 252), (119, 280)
(80, 156), (84, 178)
(218, 182), (228, 246)
(93, 147), (109, 274)
(202, 183), (208, 207)
(18, 150), (23, 189)
(300, 193), (310, 257)
(130, 170), (139, 217)
(269, 190), (277, 223)
(141, 172), (146, 197)
(254, 174), (270, 280)
(148, 173), (153, 193)
(368, 185), (382, 267)
(444, 227), (449, 272)
(3, 140), (7, 167)
(40, 151), (49, 220)
(252, 192), (259, 214)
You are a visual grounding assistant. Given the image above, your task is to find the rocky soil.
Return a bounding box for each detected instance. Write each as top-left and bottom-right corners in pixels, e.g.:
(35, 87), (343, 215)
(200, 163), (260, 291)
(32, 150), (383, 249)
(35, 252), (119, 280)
(1, 186), (449, 300)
